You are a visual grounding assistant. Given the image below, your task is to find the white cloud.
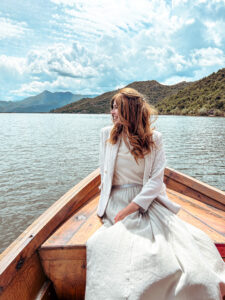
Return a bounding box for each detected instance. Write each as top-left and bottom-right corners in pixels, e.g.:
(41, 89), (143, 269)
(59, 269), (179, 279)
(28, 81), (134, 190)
(5, 42), (113, 97)
(0, 15), (30, 40)
(10, 75), (103, 97)
(50, 0), (77, 6)
(204, 20), (225, 46)
(25, 43), (98, 79)
(51, 0), (175, 42)
(172, 0), (189, 8)
(172, 0), (225, 8)
(11, 77), (82, 97)
(163, 75), (194, 85)
(1, 0), (225, 100)
(191, 47), (225, 67)
(0, 55), (26, 75)
(11, 81), (50, 96)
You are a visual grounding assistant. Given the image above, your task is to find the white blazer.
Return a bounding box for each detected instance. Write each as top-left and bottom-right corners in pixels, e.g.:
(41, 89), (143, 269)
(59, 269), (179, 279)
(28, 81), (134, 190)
(97, 125), (181, 217)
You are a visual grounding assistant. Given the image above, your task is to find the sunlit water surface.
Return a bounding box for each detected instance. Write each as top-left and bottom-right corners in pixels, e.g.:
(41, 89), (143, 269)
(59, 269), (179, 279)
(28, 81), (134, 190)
(0, 114), (224, 253)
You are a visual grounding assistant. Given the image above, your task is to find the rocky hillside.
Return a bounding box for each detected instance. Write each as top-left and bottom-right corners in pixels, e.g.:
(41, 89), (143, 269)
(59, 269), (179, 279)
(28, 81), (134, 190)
(51, 81), (190, 113)
(156, 68), (225, 116)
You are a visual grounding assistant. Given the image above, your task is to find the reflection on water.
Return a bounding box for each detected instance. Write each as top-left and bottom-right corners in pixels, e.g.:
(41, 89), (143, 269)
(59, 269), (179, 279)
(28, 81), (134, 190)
(0, 114), (224, 253)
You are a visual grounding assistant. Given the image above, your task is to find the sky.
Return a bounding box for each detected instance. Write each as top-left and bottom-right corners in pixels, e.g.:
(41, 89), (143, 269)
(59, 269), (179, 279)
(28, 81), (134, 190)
(0, 0), (225, 101)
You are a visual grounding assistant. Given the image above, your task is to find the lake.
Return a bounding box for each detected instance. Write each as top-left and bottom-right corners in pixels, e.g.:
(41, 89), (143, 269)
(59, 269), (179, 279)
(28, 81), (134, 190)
(0, 113), (224, 253)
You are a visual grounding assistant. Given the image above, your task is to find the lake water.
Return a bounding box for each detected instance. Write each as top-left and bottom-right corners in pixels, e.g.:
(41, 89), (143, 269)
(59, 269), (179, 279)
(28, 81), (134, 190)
(0, 114), (224, 253)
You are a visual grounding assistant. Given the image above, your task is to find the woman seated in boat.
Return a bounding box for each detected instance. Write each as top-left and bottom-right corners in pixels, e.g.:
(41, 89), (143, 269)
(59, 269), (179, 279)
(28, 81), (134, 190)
(85, 88), (225, 300)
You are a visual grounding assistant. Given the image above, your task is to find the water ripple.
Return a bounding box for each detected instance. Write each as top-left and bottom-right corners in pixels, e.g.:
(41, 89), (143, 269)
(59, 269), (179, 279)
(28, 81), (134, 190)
(0, 114), (224, 253)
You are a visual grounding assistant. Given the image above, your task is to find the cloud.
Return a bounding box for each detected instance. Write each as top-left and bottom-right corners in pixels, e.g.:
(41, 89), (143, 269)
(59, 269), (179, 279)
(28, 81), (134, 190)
(5, 42), (109, 98)
(204, 20), (225, 46)
(1, 0), (225, 101)
(163, 75), (194, 85)
(0, 14), (30, 40)
(50, 0), (174, 42)
(191, 47), (225, 67)
(0, 55), (25, 75)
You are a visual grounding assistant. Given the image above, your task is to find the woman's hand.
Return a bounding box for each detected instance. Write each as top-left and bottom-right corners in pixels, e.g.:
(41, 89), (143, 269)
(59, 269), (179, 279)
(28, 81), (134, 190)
(114, 202), (140, 223)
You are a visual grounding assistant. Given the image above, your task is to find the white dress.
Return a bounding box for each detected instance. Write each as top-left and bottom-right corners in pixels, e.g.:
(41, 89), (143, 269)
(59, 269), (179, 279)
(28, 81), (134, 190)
(85, 138), (225, 300)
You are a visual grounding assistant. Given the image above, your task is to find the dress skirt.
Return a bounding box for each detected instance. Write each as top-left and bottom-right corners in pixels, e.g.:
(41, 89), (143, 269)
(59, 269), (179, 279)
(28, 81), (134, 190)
(85, 185), (225, 300)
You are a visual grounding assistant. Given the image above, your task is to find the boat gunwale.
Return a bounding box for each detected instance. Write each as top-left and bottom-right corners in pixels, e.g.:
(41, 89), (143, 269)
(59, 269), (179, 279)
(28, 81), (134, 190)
(0, 168), (100, 294)
(164, 167), (225, 205)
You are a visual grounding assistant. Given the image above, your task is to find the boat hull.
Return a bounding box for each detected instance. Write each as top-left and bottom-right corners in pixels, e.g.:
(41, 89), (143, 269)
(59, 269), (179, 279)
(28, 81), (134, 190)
(0, 168), (224, 300)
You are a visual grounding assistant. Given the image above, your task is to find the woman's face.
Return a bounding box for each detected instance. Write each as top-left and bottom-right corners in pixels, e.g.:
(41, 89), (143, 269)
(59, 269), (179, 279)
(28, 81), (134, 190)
(111, 101), (120, 124)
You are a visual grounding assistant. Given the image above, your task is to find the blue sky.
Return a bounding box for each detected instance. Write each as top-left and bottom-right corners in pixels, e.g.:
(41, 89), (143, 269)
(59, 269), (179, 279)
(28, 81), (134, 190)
(0, 0), (225, 101)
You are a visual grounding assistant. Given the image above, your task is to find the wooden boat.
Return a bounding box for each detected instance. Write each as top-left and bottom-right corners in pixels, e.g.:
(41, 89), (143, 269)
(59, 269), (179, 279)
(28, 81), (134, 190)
(0, 167), (224, 300)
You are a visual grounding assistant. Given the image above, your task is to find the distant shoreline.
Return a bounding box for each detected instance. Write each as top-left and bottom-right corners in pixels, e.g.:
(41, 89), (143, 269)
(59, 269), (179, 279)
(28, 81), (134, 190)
(0, 112), (224, 117)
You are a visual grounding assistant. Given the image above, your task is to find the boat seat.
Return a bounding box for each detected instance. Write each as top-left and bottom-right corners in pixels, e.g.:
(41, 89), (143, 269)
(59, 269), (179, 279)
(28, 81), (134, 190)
(38, 190), (225, 299)
(39, 194), (102, 299)
(167, 188), (225, 252)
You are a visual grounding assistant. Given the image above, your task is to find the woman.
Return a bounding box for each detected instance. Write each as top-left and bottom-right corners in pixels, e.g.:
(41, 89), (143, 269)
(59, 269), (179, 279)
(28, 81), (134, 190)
(85, 88), (225, 300)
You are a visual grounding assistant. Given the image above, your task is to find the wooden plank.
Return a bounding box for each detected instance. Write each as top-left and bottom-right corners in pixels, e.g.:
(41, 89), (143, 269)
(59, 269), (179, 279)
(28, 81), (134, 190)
(167, 189), (225, 236)
(53, 278), (85, 300)
(35, 280), (57, 300)
(2, 166), (224, 299)
(67, 210), (101, 246)
(177, 209), (225, 243)
(0, 168), (100, 295)
(165, 167), (225, 205)
(168, 188), (225, 218)
(41, 259), (86, 300)
(0, 252), (46, 300)
(39, 247), (86, 261)
(42, 195), (99, 248)
(165, 175), (225, 211)
(39, 201), (101, 299)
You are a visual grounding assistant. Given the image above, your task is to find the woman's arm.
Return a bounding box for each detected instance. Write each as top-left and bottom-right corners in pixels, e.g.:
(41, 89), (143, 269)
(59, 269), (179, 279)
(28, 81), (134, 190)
(132, 132), (166, 211)
(114, 132), (166, 222)
(114, 202), (140, 223)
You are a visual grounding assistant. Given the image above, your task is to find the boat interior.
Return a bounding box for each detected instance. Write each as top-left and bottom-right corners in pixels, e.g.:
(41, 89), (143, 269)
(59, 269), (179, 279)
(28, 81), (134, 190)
(0, 168), (224, 300)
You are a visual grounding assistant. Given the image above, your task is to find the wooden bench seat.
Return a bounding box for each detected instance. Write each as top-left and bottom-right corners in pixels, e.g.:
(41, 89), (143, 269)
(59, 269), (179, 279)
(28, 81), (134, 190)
(39, 190), (225, 299)
(38, 195), (102, 299)
(167, 188), (225, 257)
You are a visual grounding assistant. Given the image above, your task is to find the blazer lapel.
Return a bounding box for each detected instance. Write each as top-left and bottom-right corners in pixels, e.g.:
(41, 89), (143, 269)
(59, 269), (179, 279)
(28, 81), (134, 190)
(108, 135), (121, 177)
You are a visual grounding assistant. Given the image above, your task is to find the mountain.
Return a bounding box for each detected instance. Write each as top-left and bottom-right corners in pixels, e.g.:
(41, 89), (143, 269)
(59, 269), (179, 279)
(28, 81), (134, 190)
(0, 91), (96, 113)
(0, 101), (13, 111)
(51, 81), (191, 114)
(156, 68), (225, 116)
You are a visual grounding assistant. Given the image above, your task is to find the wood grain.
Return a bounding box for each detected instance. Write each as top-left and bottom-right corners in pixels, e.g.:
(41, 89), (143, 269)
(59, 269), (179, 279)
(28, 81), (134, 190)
(42, 195), (100, 248)
(0, 252), (46, 300)
(164, 167), (225, 205)
(35, 280), (57, 300)
(167, 189), (225, 236)
(2, 166), (225, 299)
(42, 259), (86, 300)
(165, 174), (225, 211)
(0, 168), (100, 295)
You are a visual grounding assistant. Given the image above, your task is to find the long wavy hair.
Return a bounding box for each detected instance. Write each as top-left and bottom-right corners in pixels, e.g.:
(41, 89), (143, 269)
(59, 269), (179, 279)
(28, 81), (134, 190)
(108, 87), (157, 162)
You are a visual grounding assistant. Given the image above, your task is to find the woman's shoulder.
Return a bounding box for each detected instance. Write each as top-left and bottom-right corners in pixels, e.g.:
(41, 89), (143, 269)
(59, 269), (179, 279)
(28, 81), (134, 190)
(100, 125), (113, 135)
(100, 125), (113, 141)
(152, 130), (162, 141)
(152, 130), (163, 148)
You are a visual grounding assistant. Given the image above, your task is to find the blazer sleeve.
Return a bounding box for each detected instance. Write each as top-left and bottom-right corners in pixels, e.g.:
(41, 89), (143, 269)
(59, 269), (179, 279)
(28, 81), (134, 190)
(132, 132), (166, 211)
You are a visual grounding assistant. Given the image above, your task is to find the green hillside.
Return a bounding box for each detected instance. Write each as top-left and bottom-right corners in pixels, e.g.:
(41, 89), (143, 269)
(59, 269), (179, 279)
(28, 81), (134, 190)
(156, 68), (225, 116)
(51, 81), (190, 113)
